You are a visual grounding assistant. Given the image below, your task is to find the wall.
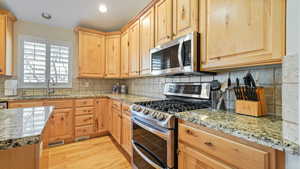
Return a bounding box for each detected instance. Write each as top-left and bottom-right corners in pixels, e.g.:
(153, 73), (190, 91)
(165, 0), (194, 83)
(125, 65), (282, 116)
(283, 0), (300, 168)
(0, 20), (118, 96)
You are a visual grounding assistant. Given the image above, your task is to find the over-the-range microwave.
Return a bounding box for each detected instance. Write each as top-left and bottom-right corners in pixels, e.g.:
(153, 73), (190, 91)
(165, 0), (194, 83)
(150, 32), (215, 76)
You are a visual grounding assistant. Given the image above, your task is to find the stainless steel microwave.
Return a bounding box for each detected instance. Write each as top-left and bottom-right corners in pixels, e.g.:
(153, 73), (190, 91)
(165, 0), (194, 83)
(150, 32), (213, 76)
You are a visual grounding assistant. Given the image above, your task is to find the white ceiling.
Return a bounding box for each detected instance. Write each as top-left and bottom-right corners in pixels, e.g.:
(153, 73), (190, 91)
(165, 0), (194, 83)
(0, 0), (151, 31)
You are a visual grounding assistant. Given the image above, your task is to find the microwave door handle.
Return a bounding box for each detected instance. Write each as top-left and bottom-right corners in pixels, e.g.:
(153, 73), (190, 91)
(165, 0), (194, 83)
(178, 40), (184, 70)
(132, 141), (165, 169)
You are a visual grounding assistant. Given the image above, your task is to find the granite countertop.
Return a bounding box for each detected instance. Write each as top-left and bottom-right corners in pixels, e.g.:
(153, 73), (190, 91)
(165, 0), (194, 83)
(176, 109), (299, 155)
(0, 106), (54, 150)
(0, 94), (161, 104)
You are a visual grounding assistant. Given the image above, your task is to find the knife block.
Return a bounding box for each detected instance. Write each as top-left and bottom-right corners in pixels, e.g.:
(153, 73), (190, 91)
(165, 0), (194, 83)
(235, 87), (267, 117)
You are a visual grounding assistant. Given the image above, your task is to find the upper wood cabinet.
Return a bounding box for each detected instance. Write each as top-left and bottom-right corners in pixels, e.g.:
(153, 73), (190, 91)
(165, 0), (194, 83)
(128, 20), (140, 77)
(139, 7), (155, 76)
(173, 0), (199, 38)
(0, 10), (16, 76)
(105, 34), (121, 78)
(200, 0), (286, 70)
(155, 0), (172, 45)
(121, 31), (129, 78)
(78, 31), (106, 78)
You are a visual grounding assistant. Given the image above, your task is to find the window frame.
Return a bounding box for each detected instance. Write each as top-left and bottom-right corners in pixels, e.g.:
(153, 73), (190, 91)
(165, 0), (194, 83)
(18, 35), (73, 89)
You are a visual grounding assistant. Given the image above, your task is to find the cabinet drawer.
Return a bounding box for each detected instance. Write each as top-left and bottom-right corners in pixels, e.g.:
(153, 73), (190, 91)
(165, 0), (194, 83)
(112, 100), (121, 111)
(75, 125), (93, 137)
(75, 107), (94, 115)
(75, 114), (93, 126)
(47, 100), (73, 109)
(9, 101), (45, 108)
(179, 124), (269, 169)
(75, 99), (94, 107)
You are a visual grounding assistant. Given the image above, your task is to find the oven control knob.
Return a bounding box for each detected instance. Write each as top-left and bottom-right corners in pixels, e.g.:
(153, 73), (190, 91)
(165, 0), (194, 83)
(157, 114), (166, 121)
(151, 112), (158, 118)
(143, 109), (150, 115)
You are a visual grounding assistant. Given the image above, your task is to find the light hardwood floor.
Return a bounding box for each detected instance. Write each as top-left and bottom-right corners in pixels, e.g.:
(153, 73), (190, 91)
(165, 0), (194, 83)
(41, 136), (132, 169)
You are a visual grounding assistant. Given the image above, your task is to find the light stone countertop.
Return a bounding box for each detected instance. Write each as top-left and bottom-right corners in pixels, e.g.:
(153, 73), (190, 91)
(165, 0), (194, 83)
(0, 106), (54, 150)
(176, 109), (299, 155)
(1, 94), (298, 154)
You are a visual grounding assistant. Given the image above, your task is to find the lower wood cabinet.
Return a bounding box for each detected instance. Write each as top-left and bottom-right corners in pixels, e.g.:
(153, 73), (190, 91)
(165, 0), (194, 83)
(121, 104), (132, 156)
(74, 99), (95, 138)
(9, 100), (45, 108)
(178, 122), (284, 169)
(178, 143), (233, 169)
(95, 98), (109, 133)
(48, 108), (73, 143)
(111, 100), (122, 144)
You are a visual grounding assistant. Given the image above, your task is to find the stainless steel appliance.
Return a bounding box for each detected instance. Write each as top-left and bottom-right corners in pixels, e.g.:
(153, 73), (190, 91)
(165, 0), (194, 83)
(150, 32), (214, 76)
(130, 82), (212, 169)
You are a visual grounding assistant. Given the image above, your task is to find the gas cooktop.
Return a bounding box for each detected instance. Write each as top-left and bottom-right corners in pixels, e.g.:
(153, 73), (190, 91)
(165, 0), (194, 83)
(135, 100), (211, 113)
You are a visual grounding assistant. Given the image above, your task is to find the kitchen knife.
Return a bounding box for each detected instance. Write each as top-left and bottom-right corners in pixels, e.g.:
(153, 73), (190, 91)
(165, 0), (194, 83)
(247, 72), (258, 101)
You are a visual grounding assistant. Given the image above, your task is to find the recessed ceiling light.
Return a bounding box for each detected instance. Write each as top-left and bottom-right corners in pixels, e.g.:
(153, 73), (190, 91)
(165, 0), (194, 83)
(41, 12), (52, 20)
(99, 4), (108, 13)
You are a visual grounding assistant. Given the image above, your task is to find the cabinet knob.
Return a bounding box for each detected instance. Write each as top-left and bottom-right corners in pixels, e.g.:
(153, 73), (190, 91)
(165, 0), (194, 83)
(0, 68), (3, 72)
(204, 142), (213, 147)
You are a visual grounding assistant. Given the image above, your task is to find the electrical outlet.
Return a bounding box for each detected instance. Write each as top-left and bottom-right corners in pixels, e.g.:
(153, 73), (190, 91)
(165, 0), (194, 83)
(84, 81), (89, 87)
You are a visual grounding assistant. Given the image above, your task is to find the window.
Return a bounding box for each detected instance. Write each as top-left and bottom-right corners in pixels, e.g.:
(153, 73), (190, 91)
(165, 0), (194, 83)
(19, 36), (72, 88)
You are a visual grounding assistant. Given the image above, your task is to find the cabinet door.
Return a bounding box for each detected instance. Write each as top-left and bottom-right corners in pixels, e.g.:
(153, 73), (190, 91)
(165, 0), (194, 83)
(173, 0), (198, 38)
(178, 143), (233, 169)
(94, 98), (109, 133)
(200, 0), (285, 70)
(121, 31), (129, 78)
(112, 108), (122, 144)
(140, 7), (155, 76)
(78, 31), (105, 78)
(129, 20), (140, 77)
(48, 109), (73, 142)
(105, 35), (121, 78)
(155, 0), (172, 45)
(0, 15), (5, 75)
(121, 113), (132, 156)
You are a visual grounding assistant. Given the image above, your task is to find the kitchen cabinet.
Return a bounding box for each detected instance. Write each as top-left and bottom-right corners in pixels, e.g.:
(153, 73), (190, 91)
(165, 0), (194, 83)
(9, 100), (45, 108)
(105, 34), (121, 78)
(48, 108), (73, 143)
(95, 98), (109, 133)
(178, 122), (284, 169)
(121, 104), (132, 156)
(74, 99), (95, 138)
(121, 31), (129, 78)
(78, 31), (106, 78)
(0, 10), (15, 76)
(178, 143), (233, 169)
(200, 0), (286, 70)
(111, 100), (122, 144)
(129, 20), (140, 77)
(155, 0), (172, 45)
(173, 0), (198, 38)
(139, 7), (155, 76)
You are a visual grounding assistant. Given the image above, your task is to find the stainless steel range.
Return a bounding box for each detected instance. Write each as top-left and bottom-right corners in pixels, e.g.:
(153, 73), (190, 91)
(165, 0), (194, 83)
(131, 82), (212, 169)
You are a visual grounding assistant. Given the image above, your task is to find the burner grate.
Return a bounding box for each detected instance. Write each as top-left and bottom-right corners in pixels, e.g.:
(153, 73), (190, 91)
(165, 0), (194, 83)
(136, 100), (211, 113)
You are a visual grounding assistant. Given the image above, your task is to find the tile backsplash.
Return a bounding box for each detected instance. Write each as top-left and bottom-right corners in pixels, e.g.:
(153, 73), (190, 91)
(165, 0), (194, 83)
(124, 65), (283, 116)
(0, 77), (119, 96)
(0, 65), (282, 117)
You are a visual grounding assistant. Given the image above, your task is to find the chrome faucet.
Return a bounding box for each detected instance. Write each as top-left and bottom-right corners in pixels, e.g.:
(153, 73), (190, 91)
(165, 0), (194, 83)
(47, 78), (55, 96)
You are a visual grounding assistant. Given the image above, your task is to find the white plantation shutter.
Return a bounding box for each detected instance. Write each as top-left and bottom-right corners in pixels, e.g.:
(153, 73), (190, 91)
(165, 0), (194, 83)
(50, 45), (70, 84)
(23, 41), (47, 83)
(19, 36), (72, 88)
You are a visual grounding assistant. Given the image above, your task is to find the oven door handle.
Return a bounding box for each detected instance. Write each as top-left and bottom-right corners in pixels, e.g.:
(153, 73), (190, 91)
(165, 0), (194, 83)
(133, 118), (168, 140)
(132, 141), (165, 169)
(178, 40), (184, 70)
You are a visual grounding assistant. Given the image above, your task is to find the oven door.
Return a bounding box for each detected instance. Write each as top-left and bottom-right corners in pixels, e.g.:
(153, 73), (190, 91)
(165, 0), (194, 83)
(132, 117), (174, 169)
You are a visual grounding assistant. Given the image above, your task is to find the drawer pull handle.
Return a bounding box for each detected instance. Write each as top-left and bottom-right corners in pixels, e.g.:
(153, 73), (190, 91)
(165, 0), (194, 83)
(204, 142), (213, 147)
(83, 117), (92, 122)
